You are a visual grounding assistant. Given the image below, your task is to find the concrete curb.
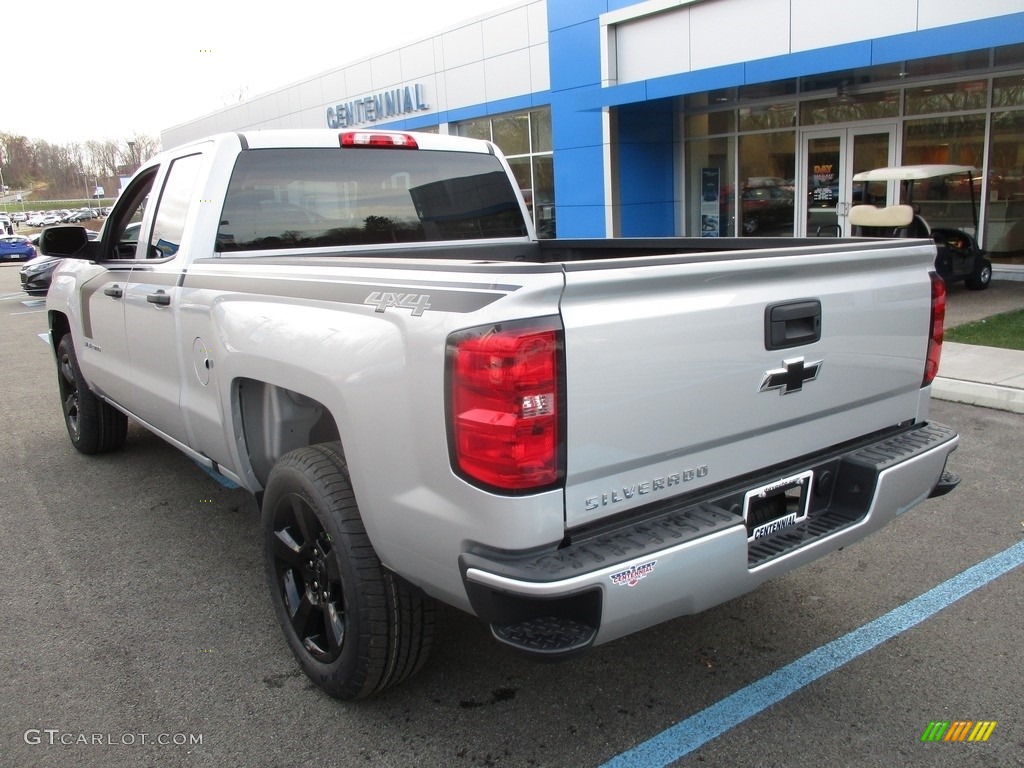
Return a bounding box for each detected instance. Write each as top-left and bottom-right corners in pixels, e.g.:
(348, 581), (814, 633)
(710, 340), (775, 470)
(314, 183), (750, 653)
(931, 377), (1024, 415)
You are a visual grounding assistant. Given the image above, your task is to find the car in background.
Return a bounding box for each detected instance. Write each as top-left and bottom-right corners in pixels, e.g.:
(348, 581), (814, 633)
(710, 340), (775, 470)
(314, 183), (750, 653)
(64, 209), (96, 223)
(12, 212), (27, 223)
(741, 184), (794, 234)
(20, 226), (114, 294)
(20, 254), (60, 294)
(1, 234), (36, 261)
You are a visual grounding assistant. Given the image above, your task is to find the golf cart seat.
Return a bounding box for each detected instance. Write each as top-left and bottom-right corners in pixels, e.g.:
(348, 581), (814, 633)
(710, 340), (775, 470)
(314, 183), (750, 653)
(849, 204), (933, 239)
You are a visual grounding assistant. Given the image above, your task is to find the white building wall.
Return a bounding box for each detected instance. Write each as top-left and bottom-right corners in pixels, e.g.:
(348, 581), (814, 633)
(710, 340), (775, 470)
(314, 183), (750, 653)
(161, 0), (548, 149)
(606, 0), (1024, 85)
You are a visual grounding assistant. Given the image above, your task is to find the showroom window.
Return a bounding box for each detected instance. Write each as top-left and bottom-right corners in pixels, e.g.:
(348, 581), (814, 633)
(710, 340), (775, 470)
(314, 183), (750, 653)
(902, 114), (986, 234)
(986, 75), (1024, 260)
(454, 109), (555, 237)
(682, 44), (1024, 256)
(685, 107), (796, 238)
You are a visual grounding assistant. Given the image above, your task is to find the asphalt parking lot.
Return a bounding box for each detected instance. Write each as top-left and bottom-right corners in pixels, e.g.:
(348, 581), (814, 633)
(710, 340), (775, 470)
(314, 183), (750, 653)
(1, 264), (1022, 768)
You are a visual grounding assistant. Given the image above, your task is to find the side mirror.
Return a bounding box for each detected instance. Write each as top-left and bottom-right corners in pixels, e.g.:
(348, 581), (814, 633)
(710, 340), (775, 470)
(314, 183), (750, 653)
(39, 226), (96, 259)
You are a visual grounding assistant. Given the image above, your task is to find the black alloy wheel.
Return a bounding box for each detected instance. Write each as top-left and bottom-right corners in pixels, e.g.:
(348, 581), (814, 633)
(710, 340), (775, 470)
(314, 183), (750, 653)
(268, 491), (347, 662)
(58, 346), (83, 444)
(262, 442), (435, 699)
(55, 334), (128, 454)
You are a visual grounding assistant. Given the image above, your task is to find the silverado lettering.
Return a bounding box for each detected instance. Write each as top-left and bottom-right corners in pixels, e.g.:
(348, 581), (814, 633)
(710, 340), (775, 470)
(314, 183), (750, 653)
(584, 465), (709, 511)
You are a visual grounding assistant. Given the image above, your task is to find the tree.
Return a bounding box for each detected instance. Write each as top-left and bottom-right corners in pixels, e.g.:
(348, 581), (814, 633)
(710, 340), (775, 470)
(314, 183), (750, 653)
(121, 134), (159, 174)
(86, 139), (122, 179)
(0, 131), (160, 201)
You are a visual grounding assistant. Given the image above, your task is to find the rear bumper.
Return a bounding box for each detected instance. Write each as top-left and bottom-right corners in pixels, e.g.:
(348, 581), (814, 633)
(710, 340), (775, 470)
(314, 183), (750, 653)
(460, 422), (959, 657)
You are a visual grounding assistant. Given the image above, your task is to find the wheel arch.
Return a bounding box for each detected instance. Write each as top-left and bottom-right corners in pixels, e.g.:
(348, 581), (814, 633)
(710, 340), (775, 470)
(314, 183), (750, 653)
(49, 310), (71, 352)
(234, 377), (344, 489)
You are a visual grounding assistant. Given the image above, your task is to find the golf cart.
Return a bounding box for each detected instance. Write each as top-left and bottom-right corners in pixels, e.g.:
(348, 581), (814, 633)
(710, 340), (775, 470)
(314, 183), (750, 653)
(849, 164), (992, 290)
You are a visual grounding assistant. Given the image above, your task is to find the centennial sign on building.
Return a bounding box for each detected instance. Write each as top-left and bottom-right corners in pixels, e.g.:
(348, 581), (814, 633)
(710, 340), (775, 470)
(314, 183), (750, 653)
(326, 84), (429, 129)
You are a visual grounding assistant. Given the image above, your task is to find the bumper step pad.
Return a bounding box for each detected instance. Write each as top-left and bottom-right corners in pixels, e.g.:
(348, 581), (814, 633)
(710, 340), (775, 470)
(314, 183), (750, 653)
(491, 616), (598, 657)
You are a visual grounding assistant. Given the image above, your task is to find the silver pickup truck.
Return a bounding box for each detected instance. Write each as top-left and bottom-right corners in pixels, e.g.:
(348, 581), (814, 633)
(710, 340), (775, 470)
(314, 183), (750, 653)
(42, 129), (960, 699)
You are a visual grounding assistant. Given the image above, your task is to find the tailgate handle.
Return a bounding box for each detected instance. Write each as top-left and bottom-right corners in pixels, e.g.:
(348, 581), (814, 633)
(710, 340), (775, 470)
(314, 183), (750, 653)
(765, 300), (821, 350)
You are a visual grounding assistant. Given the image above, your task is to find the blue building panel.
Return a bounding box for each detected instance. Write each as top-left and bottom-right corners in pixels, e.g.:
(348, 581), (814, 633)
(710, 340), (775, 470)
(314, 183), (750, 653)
(617, 101), (675, 235)
(747, 43), (872, 85)
(617, 101), (674, 146)
(551, 92), (605, 151)
(557, 205), (609, 237)
(547, 0), (609, 32)
(645, 64), (746, 101)
(549, 22), (604, 92)
(575, 81), (649, 111)
(872, 12), (1024, 65)
(554, 145), (607, 208)
(619, 202), (675, 236)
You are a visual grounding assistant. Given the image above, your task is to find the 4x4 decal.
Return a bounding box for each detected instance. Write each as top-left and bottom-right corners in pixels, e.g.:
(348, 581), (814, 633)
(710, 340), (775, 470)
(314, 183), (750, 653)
(364, 291), (432, 316)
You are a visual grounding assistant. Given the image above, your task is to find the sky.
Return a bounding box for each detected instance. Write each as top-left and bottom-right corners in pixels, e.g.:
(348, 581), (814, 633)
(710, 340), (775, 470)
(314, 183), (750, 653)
(7, 0), (520, 147)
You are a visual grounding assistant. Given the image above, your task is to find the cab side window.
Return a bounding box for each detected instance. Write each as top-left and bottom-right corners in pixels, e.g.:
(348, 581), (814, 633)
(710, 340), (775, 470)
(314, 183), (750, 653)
(104, 168), (157, 260)
(149, 154), (203, 259)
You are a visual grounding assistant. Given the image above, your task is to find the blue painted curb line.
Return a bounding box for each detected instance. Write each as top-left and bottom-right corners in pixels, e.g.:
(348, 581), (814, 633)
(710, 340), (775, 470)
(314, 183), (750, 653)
(192, 460), (241, 489)
(602, 540), (1024, 767)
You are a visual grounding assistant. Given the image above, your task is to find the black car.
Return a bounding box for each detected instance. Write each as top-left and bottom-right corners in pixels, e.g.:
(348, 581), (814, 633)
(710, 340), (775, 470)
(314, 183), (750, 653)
(20, 255), (62, 295)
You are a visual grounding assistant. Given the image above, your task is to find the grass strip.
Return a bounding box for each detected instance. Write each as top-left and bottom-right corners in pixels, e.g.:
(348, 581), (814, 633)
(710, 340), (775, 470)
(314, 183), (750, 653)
(946, 308), (1024, 351)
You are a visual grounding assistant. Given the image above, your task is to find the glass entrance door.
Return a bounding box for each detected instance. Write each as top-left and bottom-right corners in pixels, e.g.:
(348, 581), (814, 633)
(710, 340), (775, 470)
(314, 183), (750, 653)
(800, 125), (896, 236)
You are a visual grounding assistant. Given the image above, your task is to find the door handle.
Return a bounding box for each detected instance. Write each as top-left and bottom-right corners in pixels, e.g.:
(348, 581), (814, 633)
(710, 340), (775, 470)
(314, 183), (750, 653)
(104, 285), (123, 298)
(765, 300), (822, 350)
(147, 290), (171, 306)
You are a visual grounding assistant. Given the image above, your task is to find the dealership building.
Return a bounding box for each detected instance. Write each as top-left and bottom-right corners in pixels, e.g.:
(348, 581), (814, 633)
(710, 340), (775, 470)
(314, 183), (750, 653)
(163, 0), (1024, 271)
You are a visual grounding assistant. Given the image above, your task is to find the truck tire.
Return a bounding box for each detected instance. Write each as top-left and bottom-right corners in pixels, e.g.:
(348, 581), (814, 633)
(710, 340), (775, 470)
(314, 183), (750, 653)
(55, 334), (128, 454)
(965, 257), (992, 291)
(262, 442), (435, 699)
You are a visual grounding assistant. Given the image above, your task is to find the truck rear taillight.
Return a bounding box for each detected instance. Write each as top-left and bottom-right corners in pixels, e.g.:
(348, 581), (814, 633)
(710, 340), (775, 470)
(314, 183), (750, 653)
(447, 319), (564, 493)
(340, 131), (419, 149)
(923, 272), (946, 387)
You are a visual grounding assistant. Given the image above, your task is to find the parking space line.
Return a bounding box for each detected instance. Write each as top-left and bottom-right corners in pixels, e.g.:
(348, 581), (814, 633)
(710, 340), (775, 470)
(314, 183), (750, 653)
(601, 540), (1024, 767)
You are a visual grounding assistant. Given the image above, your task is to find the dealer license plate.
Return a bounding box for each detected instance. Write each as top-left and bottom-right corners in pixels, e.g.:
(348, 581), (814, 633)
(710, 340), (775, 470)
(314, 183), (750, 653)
(743, 470), (813, 542)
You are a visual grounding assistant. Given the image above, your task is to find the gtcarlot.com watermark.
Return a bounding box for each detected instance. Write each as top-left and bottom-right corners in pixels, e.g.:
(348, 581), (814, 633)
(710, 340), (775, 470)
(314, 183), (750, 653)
(24, 729), (203, 747)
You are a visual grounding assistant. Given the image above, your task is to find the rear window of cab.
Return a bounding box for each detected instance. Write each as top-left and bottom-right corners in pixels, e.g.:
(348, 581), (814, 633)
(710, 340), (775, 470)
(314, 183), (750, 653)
(216, 147), (528, 251)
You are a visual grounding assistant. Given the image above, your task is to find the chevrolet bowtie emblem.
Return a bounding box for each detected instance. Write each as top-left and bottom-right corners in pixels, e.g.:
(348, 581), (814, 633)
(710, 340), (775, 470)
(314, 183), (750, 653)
(759, 357), (823, 395)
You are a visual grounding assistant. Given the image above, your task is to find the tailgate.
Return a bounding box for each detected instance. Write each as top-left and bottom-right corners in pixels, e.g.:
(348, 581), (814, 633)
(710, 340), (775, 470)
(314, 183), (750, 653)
(559, 240), (937, 528)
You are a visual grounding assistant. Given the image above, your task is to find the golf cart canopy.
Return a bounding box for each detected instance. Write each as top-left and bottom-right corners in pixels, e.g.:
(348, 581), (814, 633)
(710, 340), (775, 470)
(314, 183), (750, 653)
(852, 164), (977, 182)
